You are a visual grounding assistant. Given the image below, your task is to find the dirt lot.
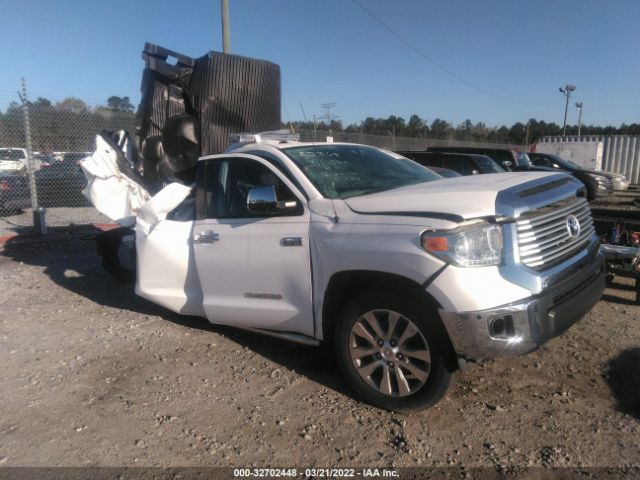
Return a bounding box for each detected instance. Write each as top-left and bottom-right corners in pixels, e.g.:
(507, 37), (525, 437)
(0, 234), (639, 474)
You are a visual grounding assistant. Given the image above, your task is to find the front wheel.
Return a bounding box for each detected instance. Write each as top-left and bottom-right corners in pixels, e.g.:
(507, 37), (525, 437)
(334, 292), (453, 412)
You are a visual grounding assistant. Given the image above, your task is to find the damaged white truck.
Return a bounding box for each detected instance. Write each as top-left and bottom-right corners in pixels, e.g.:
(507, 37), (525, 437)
(80, 44), (605, 411)
(82, 130), (605, 412)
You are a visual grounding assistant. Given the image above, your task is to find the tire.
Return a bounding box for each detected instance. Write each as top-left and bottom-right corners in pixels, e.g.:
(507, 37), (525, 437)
(334, 291), (454, 413)
(95, 227), (136, 283)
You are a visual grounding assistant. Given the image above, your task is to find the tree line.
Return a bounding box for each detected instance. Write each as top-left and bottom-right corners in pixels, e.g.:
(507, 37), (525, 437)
(2, 96), (638, 152)
(0, 97), (136, 152)
(289, 115), (640, 145)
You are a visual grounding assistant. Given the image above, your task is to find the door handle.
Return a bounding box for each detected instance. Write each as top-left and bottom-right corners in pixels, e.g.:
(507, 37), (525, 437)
(193, 231), (219, 244)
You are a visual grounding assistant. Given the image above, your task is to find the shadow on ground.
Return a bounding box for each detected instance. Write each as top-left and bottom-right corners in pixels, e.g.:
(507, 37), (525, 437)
(1, 232), (349, 399)
(605, 270), (640, 306)
(605, 347), (640, 420)
(601, 294), (639, 306)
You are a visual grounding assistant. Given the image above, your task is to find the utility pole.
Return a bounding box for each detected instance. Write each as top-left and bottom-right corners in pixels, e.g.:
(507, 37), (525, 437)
(221, 0), (230, 53)
(575, 102), (583, 136)
(321, 102), (338, 126)
(559, 84), (576, 135)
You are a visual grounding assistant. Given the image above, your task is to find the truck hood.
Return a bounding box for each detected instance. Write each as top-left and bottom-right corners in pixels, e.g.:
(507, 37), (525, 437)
(343, 172), (566, 220)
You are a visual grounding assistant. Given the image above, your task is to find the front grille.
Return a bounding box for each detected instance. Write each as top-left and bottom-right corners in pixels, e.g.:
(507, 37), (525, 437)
(516, 197), (594, 271)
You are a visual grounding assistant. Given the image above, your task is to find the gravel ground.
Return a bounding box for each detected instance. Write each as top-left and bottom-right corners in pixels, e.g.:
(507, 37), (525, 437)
(0, 236), (639, 474)
(0, 208), (110, 236)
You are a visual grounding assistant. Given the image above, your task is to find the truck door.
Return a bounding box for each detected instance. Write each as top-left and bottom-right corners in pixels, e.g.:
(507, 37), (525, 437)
(192, 154), (314, 337)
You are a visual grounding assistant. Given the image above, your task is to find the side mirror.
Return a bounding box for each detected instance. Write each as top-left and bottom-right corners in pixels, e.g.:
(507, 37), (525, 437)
(472, 169), (480, 175)
(247, 185), (278, 213)
(247, 185), (298, 214)
(503, 160), (513, 169)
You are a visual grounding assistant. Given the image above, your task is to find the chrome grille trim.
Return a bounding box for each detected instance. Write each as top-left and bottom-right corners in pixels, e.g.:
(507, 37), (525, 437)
(516, 197), (594, 270)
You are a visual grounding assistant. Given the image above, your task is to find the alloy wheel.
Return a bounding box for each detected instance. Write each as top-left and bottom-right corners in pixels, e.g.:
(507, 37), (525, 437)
(349, 309), (431, 397)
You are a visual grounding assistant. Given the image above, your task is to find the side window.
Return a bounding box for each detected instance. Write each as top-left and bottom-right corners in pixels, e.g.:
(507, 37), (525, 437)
(246, 150), (309, 200)
(204, 158), (303, 219)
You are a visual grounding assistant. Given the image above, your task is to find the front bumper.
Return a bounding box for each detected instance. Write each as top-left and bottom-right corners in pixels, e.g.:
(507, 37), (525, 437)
(439, 250), (605, 360)
(595, 181), (614, 196)
(612, 179), (629, 191)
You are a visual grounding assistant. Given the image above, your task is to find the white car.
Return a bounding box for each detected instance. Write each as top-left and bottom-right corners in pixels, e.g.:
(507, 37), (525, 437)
(82, 132), (605, 412)
(0, 148), (28, 172)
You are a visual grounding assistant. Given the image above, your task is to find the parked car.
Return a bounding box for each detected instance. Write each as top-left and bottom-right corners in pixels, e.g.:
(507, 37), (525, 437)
(83, 131), (605, 412)
(608, 170), (629, 191)
(0, 172), (31, 215)
(0, 148), (27, 173)
(426, 146), (529, 171)
(528, 152), (615, 200)
(608, 172), (630, 191)
(397, 151), (504, 175)
(426, 147), (609, 201)
(34, 155), (91, 207)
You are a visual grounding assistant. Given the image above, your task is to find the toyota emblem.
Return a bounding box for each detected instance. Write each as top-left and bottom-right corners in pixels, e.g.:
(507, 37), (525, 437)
(566, 214), (581, 239)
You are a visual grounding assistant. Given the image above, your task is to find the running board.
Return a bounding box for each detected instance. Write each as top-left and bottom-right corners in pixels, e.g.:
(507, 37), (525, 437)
(245, 328), (320, 347)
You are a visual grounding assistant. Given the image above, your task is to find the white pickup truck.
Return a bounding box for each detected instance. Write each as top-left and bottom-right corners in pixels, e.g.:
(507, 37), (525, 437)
(82, 133), (605, 412)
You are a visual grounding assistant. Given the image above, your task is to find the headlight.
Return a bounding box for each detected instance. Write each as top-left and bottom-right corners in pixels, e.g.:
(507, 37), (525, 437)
(587, 173), (608, 183)
(421, 224), (503, 267)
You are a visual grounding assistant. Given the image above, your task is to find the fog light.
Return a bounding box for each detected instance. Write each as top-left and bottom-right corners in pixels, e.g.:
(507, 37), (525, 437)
(489, 315), (515, 339)
(489, 317), (506, 336)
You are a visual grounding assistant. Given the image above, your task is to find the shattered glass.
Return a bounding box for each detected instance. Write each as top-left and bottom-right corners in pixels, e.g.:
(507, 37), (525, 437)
(283, 145), (440, 199)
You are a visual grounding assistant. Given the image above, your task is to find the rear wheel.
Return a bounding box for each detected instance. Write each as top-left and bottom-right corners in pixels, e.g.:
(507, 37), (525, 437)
(334, 291), (453, 412)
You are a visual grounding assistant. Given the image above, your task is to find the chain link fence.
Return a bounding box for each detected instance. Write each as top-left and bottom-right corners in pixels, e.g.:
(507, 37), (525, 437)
(298, 129), (525, 151)
(1, 82), (526, 237)
(0, 84), (137, 236)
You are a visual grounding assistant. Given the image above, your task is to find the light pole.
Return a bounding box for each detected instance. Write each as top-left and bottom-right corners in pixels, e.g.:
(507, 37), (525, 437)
(575, 102), (583, 136)
(559, 84), (576, 135)
(221, 0), (230, 53)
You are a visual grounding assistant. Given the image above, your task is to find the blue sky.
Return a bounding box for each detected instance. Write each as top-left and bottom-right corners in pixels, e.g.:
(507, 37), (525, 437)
(1, 0), (638, 128)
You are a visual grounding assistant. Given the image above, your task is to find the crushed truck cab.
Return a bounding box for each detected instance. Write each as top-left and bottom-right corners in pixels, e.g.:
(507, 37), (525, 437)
(83, 132), (605, 412)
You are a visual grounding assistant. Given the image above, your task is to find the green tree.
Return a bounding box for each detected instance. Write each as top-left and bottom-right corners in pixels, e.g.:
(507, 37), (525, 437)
(107, 96), (134, 113)
(56, 97), (89, 114)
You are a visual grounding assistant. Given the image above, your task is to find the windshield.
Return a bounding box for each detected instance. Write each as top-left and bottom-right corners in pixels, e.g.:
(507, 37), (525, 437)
(283, 144), (440, 199)
(475, 155), (505, 173)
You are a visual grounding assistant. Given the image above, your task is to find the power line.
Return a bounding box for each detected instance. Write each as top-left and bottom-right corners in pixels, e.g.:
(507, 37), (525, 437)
(349, 0), (556, 107)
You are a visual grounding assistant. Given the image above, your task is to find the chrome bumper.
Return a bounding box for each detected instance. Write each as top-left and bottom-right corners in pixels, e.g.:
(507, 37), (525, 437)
(612, 180), (629, 191)
(439, 250), (606, 361)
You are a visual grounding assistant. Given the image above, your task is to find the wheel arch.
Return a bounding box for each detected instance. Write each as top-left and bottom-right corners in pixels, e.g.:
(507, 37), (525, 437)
(321, 270), (458, 371)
